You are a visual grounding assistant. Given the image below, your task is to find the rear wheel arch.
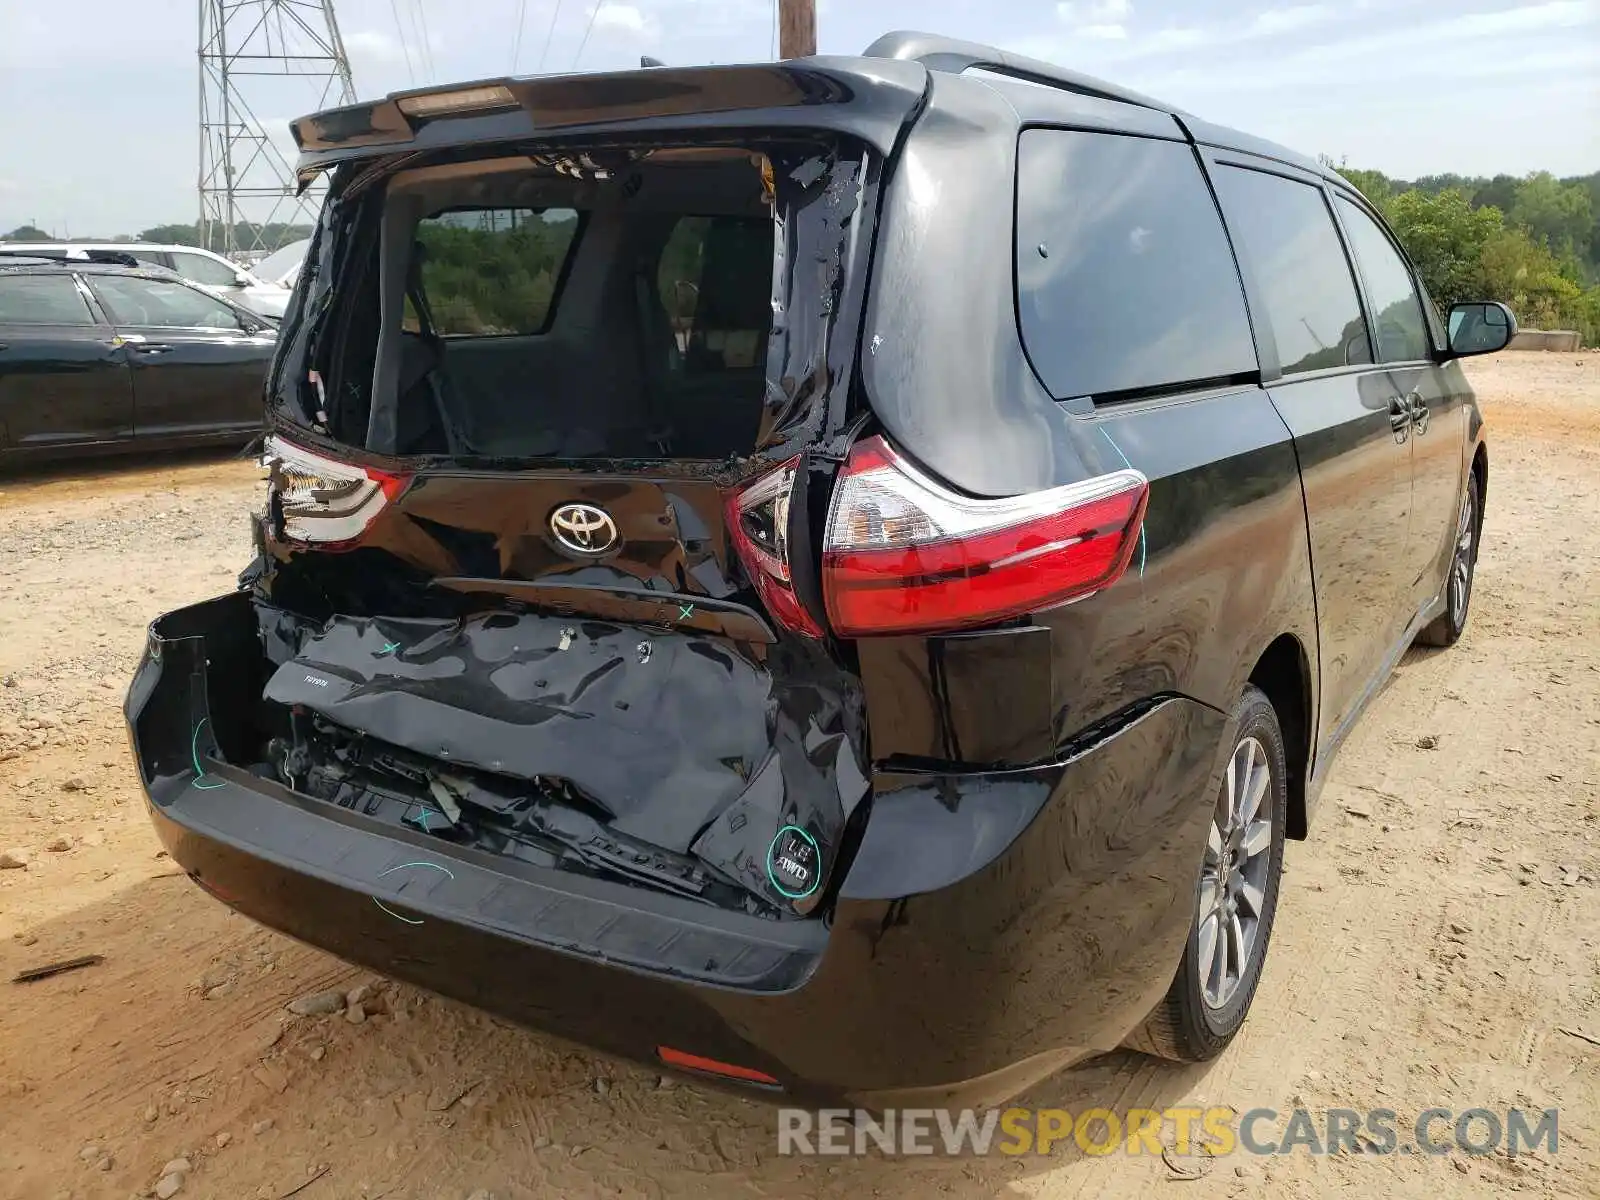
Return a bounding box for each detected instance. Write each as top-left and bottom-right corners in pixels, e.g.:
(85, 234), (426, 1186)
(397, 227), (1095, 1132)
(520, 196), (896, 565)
(1247, 634), (1312, 840)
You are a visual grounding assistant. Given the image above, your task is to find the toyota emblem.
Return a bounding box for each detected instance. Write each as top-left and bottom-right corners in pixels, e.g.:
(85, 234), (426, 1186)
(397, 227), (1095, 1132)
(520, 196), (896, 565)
(550, 502), (619, 554)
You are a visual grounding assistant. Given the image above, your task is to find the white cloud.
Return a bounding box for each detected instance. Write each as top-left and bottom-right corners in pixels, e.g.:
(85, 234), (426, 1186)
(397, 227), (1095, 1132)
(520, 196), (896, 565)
(1057, 0), (1132, 41)
(1058, 0), (1133, 22)
(592, 4), (655, 38)
(1247, 5), (1334, 37)
(1142, 26), (1208, 52)
(1147, 5), (1600, 100)
(344, 30), (409, 66)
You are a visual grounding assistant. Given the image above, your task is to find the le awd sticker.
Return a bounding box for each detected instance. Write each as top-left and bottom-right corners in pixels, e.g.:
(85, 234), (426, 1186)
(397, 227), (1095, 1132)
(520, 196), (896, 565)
(767, 825), (821, 900)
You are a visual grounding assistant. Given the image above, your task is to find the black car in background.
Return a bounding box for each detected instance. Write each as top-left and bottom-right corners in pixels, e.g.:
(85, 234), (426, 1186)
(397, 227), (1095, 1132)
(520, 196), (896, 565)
(126, 32), (1514, 1107)
(0, 258), (274, 464)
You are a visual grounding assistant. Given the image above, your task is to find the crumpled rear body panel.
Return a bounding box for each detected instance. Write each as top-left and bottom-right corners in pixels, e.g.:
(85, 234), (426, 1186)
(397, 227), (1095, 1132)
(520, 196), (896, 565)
(260, 605), (867, 913)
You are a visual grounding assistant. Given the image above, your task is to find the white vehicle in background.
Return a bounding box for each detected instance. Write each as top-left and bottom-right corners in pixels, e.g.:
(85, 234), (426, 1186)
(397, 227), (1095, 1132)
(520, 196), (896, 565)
(250, 238), (310, 291)
(0, 242), (293, 319)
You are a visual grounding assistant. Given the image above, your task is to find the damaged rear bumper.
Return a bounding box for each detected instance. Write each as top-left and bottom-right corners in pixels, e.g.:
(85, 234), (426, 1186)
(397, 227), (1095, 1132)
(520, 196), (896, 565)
(127, 592), (1230, 1106)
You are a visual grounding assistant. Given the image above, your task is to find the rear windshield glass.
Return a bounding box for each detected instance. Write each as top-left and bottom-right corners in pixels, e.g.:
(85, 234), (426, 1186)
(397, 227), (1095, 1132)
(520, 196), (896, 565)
(281, 146), (799, 463)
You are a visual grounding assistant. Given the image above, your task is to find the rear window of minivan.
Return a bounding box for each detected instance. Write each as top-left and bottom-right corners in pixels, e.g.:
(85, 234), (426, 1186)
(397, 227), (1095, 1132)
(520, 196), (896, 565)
(1015, 130), (1257, 401)
(285, 145), (810, 463)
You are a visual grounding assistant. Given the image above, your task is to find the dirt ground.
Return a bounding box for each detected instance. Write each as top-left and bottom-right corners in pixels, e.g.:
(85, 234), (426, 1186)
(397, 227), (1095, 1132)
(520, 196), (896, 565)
(0, 353), (1596, 1200)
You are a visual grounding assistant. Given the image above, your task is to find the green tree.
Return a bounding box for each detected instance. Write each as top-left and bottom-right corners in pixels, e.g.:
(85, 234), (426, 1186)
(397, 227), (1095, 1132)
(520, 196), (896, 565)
(3, 224), (51, 241)
(1472, 174), (1520, 214)
(1411, 173), (1479, 198)
(1384, 188), (1504, 311)
(1337, 166), (1395, 213)
(138, 223), (203, 246)
(1478, 226), (1584, 330)
(1508, 172), (1593, 261)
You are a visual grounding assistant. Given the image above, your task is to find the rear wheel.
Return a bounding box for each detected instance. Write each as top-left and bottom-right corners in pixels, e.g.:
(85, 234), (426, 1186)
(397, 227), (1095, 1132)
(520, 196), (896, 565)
(1126, 685), (1287, 1062)
(1416, 471), (1480, 648)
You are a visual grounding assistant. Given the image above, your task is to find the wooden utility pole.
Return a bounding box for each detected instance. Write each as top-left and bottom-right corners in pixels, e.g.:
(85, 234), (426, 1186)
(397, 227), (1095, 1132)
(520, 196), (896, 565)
(778, 0), (816, 58)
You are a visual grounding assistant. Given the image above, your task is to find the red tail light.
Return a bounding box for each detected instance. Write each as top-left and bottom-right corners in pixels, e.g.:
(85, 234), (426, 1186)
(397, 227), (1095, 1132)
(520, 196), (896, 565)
(725, 455), (824, 638)
(822, 436), (1148, 637)
(263, 435), (410, 545)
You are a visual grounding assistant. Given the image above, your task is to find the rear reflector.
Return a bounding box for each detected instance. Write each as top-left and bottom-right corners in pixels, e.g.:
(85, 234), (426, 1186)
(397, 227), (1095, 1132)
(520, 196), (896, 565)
(657, 1046), (780, 1087)
(822, 436), (1147, 636)
(264, 435), (409, 546)
(725, 455), (824, 639)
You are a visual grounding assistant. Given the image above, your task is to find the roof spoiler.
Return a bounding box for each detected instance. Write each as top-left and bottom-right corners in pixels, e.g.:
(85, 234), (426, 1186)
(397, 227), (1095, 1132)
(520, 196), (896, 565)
(287, 58), (929, 187)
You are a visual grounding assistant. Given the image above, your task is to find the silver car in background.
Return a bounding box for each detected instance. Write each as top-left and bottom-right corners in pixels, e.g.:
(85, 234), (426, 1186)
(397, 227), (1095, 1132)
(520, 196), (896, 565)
(0, 241), (293, 319)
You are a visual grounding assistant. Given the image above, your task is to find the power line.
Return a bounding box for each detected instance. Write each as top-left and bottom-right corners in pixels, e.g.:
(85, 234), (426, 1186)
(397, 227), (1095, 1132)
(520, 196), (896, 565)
(571, 1), (603, 69)
(511, 0), (531, 72)
(411, 0), (437, 79)
(537, 0), (566, 72)
(388, 0), (417, 83)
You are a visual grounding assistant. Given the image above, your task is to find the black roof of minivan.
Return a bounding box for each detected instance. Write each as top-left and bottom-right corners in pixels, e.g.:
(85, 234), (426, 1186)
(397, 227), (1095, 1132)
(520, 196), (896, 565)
(287, 29), (1343, 191)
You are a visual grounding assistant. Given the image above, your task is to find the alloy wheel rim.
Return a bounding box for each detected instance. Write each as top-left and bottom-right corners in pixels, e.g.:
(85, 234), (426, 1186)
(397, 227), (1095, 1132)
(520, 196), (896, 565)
(1198, 735), (1274, 1010)
(1452, 487), (1475, 620)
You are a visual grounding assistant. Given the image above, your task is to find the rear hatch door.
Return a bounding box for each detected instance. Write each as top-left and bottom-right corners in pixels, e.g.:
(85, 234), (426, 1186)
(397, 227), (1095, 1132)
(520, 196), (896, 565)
(256, 137), (874, 917)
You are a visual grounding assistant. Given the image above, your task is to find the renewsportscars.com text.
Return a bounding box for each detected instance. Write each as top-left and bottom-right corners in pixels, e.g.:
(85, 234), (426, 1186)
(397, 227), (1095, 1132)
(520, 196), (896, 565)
(776, 1106), (1559, 1158)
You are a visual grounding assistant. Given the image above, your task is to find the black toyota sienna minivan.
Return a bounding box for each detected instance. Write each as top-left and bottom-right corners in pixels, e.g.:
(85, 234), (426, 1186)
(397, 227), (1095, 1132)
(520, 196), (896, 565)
(126, 32), (1511, 1107)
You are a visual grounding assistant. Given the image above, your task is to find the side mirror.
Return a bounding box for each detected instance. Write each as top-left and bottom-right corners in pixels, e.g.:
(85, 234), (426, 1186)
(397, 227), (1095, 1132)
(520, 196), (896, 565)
(1447, 301), (1516, 357)
(234, 272), (254, 289)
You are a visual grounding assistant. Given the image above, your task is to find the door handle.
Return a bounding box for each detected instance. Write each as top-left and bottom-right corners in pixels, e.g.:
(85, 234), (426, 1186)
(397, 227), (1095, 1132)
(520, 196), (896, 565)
(1406, 391), (1430, 436)
(1388, 396), (1410, 443)
(132, 343), (174, 355)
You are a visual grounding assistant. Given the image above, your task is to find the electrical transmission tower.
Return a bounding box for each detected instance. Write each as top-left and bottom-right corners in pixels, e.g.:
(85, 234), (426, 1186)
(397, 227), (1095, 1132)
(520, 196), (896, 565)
(198, 1), (355, 259)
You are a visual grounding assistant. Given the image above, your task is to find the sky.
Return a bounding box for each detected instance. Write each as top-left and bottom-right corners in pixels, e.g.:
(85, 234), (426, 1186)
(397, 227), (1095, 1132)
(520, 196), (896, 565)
(0, 0), (1596, 237)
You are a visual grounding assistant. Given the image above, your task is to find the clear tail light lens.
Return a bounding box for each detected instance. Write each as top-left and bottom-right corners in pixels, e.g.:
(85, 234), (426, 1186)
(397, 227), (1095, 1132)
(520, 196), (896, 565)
(724, 455), (824, 639)
(822, 436), (1147, 637)
(263, 435), (409, 545)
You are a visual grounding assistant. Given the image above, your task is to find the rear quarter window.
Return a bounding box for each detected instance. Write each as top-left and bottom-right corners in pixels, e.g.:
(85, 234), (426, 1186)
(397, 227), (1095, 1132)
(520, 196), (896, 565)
(1015, 130), (1257, 400)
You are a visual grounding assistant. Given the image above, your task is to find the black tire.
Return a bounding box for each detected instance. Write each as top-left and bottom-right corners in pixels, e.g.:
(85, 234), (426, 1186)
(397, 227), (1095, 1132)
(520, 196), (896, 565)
(1125, 685), (1288, 1062)
(1416, 471), (1480, 648)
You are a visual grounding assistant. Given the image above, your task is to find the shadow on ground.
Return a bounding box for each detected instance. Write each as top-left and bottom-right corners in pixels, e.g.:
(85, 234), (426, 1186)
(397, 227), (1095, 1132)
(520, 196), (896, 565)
(0, 871), (1218, 1198)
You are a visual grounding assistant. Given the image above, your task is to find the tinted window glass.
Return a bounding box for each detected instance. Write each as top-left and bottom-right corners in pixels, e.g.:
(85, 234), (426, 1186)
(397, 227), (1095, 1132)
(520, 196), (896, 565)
(1016, 131), (1256, 399)
(656, 215), (773, 375)
(0, 274), (95, 325)
(169, 250), (243, 288)
(413, 207), (580, 336)
(90, 275), (241, 329)
(1213, 167), (1372, 374)
(1336, 198), (1430, 362)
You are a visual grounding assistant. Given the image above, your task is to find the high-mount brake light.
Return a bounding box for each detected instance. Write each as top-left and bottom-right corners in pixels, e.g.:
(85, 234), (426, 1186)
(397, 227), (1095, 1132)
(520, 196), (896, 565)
(822, 436), (1148, 637)
(263, 434), (409, 545)
(396, 85), (518, 119)
(724, 455), (824, 639)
